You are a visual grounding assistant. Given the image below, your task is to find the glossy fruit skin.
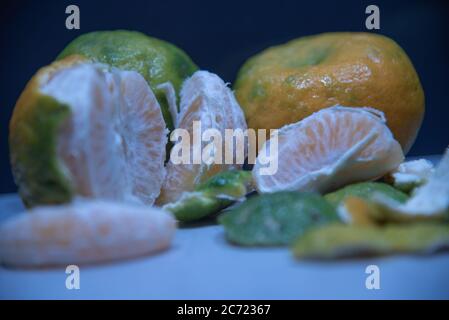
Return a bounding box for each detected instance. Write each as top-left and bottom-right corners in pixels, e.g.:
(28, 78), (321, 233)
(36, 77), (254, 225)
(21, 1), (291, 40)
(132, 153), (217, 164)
(235, 32), (425, 153)
(57, 30), (198, 130)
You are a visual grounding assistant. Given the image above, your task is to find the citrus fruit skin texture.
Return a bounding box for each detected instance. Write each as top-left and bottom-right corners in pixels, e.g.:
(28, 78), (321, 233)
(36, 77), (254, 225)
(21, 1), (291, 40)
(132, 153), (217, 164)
(164, 170), (253, 222)
(292, 223), (449, 260)
(219, 191), (340, 246)
(9, 56), (85, 207)
(324, 182), (408, 208)
(196, 170), (253, 198)
(57, 30), (198, 130)
(235, 32), (425, 153)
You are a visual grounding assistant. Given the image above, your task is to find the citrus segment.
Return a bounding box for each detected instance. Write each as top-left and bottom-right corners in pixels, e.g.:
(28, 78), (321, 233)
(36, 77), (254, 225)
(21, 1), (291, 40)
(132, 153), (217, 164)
(253, 106), (404, 194)
(157, 71), (247, 205)
(0, 200), (176, 267)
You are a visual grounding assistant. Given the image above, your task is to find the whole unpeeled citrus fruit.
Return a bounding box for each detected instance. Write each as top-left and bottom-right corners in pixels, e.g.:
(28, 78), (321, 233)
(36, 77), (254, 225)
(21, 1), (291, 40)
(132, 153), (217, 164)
(235, 32), (425, 153)
(9, 56), (167, 207)
(57, 30), (198, 130)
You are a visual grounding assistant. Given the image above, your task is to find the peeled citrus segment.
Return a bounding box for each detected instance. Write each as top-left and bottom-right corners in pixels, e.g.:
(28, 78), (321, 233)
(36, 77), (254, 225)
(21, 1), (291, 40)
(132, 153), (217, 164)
(157, 71), (247, 205)
(386, 159), (435, 192)
(9, 57), (167, 206)
(0, 200), (176, 268)
(292, 223), (449, 260)
(371, 149), (449, 218)
(111, 70), (168, 204)
(253, 106), (404, 194)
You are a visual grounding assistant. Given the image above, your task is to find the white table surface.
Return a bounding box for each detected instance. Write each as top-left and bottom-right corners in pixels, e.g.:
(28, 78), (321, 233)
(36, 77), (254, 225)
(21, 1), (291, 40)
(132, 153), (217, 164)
(1, 155), (448, 300)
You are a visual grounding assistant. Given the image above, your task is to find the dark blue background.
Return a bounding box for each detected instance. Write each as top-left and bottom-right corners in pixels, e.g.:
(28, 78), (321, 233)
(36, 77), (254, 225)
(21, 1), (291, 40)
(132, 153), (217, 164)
(1, 0), (448, 193)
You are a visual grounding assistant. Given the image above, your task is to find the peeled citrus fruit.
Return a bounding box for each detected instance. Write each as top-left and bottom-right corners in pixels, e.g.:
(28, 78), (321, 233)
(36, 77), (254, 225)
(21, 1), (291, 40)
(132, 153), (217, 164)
(0, 200), (176, 268)
(9, 56), (167, 207)
(57, 30), (198, 130)
(235, 32), (424, 153)
(253, 106), (404, 194)
(157, 71), (247, 205)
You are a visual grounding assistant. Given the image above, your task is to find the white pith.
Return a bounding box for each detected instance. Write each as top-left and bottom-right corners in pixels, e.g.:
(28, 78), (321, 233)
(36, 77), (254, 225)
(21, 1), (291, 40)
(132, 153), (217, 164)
(373, 148), (449, 216)
(390, 159), (435, 190)
(39, 63), (167, 205)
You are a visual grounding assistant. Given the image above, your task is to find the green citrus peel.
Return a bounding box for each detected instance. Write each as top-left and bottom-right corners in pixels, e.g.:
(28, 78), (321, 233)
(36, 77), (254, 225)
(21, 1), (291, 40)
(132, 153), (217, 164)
(163, 170), (253, 222)
(219, 192), (340, 246)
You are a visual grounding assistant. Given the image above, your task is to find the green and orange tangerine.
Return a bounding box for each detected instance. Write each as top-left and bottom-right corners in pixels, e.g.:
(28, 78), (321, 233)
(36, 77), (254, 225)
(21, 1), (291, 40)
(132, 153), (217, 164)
(235, 32), (425, 153)
(58, 30), (198, 130)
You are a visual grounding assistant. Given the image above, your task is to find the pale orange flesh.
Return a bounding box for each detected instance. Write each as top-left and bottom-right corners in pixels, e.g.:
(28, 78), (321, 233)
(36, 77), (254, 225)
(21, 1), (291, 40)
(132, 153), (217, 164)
(40, 62), (167, 205)
(157, 71), (247, 205)
(253, 106), (404, 194)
